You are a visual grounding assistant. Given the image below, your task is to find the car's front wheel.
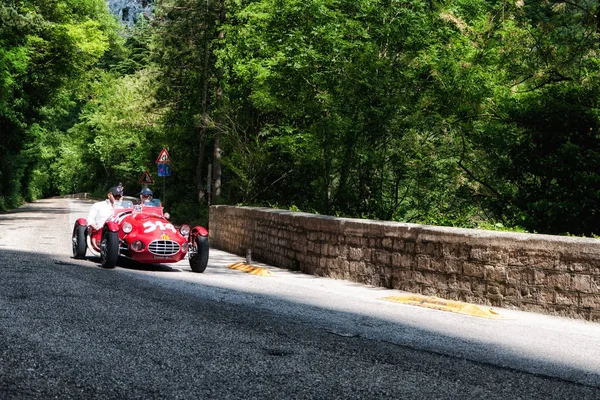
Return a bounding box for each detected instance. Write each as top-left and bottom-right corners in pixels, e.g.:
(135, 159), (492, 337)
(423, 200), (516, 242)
(189, 235), (209, 273)
(72, 222), (87, 259)
(100, 230), (119, 269)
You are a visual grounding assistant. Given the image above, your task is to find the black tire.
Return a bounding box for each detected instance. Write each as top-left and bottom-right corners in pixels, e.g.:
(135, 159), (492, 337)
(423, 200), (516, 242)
(100, 230), (119, 269)
(72, 223), (87, 259)
(189, 235), (209, 273)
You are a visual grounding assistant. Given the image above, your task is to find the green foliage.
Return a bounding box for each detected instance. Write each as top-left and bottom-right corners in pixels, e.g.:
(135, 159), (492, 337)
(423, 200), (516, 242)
(4, 0), (600, 238)
(0, 0), (119, 206)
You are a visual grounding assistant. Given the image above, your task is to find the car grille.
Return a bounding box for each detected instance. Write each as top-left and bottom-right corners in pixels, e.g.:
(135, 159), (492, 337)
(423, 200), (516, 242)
(148, 240), (180, 256)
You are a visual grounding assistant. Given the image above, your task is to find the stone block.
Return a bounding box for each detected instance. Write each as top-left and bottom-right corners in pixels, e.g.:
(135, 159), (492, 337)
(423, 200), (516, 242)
(589, 311), (600, 322)
(327, 257), (339, 269)
(348, 260), (362, 273)
(471, 279), (486, 296)
(571, 275), (592, 292)
(363, 248), (372, 262)
(504, 284), (521, 299)
(443, 243), (470, 259)
(348, 247), (363, 261)
(580, 294), (600, 308)
(374, 250), (391, 266)
(546, 272), (571, 290)
(345, 236), (362, 246)
(484, 264), (507, 283)
(554, 290), (578, 307)
(412, 270), (426, 284)
(536, 288), (556, 305)
(416, 255), (432, 270)
(509, 250), (557, 269)
(532, 269), (546, 285)
(429, 258), (445, 272)
(422, 286), (439, 297)
(487, 294), (504, 307)
(443, 258), (462, 273)
(392, 253), (414, 268)
(457, 276), (472, 291)
(399, 281), (421, 293)
(486, 282), (502, 296)
(503, 295), (521, 308)
(392, 269), (413, 283)
(382, 238), (393, 250)
(393, 239), (405, 251)
(462, 262), (485, 278)
(311, 242), (321, 255)
(328, 244), (341, 257)
(556, 258), (589, 273)
(420, 241), (442, 257)
(362, 263), (376, 275)
(521, 303), (547, 314)
(470, 248), (508, 264)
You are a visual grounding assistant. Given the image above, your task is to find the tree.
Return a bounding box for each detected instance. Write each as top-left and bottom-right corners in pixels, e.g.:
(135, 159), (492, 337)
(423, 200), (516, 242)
(0, 0), (118, 208)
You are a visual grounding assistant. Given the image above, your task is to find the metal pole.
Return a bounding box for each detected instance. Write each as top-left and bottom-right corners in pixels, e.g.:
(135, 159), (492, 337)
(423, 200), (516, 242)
(207, 163), (212, 206)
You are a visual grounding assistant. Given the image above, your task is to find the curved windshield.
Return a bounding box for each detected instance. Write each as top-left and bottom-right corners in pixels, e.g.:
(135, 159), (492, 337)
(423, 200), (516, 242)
(142, 198), (162, 207)
(116, 200), (133, 209)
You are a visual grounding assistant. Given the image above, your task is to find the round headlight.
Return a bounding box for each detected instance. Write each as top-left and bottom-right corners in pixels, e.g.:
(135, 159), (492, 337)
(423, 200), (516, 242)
(181, 242), (189, 252)
(179, 224), (190, 236)
(130, 240), (145, 252)
(122, 222), (133, 233)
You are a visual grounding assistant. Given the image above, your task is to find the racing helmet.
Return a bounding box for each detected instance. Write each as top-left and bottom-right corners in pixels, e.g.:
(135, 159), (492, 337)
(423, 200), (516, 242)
(140, 187), (153, 202)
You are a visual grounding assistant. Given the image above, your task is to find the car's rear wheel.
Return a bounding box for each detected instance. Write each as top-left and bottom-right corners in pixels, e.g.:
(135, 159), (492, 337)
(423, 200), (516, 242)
(189, 235), (209, 273)
(72, 223), (87, 259)
(100, 230), (119, 269)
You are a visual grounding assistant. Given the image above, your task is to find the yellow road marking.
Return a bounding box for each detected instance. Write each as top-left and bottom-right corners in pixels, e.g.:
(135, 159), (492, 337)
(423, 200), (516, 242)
(379, 294), (506, 319)
(227, 263), (272, 277)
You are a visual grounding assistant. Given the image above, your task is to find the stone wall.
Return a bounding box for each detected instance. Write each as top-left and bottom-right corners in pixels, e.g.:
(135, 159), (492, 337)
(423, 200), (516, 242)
(209, 205), (600, 321)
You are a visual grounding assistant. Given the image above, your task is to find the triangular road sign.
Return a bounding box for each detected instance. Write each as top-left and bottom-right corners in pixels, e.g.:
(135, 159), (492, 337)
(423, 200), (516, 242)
(139, 170), (154, 184)
(155, 148), (171, 164)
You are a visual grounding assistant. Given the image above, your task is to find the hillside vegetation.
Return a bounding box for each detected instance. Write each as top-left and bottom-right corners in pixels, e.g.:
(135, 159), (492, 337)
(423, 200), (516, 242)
(2, 0), (600, 235)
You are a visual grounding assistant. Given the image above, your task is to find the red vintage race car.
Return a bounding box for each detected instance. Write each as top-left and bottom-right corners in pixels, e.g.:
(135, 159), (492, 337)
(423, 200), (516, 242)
(71, 199), (209, 272)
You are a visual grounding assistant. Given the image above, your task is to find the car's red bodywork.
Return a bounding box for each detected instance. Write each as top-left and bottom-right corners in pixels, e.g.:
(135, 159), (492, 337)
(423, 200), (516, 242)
(72, 201), (209, 272)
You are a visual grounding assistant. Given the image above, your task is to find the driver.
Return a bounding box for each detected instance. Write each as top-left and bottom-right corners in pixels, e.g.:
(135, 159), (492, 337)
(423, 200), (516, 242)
(140, 187), (161, 206)
(86, 185), (124, 231)
(140, 187), (154, 205)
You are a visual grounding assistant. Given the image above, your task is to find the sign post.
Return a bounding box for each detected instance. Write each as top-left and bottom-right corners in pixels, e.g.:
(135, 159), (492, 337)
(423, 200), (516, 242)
(155, 148), (171, 206)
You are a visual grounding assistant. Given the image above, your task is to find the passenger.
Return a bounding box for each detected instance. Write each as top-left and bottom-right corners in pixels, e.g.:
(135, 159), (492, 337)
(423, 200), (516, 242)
(86, 185), (124, 231)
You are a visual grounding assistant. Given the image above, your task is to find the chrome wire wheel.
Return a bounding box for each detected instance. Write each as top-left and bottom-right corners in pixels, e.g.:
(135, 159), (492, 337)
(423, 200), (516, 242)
(100, 235), (108, 260)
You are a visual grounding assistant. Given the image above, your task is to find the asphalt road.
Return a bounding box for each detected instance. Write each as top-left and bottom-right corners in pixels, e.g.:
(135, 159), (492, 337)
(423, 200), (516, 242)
(0, 198), (599, 399)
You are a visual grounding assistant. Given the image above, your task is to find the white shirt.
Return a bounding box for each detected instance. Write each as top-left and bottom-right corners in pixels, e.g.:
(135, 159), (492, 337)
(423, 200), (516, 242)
(86, 199), (122, 228)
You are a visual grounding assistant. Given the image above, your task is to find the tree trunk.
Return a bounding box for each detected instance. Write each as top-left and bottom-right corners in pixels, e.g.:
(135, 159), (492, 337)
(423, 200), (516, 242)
(196, 0), (212, 203)
(212, 0), (226, 201)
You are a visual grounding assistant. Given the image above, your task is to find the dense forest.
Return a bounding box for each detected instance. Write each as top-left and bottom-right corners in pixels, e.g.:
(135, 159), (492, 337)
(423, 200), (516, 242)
(2, 0), (600, 236)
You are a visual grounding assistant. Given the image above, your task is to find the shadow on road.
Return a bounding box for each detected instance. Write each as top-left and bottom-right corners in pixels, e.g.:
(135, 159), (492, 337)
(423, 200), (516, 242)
(76, 255), (182, 272)
(1, 247), (599, 394)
